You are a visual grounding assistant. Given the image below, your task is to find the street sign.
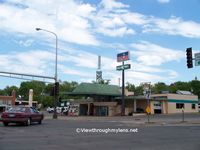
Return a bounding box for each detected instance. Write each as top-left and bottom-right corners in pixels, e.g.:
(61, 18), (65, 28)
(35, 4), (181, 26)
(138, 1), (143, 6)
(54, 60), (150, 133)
(96, 71), (102, 81)
(195, 53), (200, 66)
(116, 64), (131, 71)
(145, 106), (151, 114)
(117, 51), (130, 62)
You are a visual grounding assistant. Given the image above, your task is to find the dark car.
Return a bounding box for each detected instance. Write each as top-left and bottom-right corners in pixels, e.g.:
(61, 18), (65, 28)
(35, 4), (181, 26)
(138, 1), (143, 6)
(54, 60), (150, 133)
(0, 106), (44, 126)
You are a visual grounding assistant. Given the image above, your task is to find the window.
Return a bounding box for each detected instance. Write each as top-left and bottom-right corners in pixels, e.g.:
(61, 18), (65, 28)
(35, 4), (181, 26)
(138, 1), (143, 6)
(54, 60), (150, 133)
(191, 104), (196, 109)
(176, 103), (184, 109)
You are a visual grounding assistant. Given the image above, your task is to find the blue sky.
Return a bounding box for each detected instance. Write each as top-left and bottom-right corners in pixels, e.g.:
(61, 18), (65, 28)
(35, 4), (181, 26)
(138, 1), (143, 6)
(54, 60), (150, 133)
(0, 0), (200, 89)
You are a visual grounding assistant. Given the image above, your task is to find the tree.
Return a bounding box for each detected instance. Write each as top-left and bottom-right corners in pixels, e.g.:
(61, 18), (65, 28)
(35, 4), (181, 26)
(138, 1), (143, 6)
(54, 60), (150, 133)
(19, 81), (46, 102)
(152, 82), (169, 94)
(126, 82), (135, 92)
(169, 81), (191, 93)
(59, 81), (78, 93)
(190, 80), (200, 97)
(92, 79), (110, 85)
(134, 85), (143, 95)
(0, 86), (19, 96)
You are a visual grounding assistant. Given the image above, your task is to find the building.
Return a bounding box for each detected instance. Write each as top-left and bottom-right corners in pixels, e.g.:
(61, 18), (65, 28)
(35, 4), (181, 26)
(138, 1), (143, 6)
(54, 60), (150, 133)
(0, 90), (16, 106)
(150, 92), (198, 114)
(0, 90), (38, 112)
(126, 91), (198, 115)
(66, 82), (122, 116)
(0, 90), (16, 112)
(65, 83), (199, 116)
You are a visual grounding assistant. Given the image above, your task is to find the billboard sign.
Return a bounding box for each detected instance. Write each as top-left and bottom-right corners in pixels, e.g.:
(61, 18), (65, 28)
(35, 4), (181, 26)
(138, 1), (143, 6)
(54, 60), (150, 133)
(117, 51), (130, 62)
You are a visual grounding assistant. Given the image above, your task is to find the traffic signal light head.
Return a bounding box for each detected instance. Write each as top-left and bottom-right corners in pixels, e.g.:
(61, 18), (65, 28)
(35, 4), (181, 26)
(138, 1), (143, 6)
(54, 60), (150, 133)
(186, 47), (193, 68)
(55, 82), (59, 96)
(50, 82), (59, 96)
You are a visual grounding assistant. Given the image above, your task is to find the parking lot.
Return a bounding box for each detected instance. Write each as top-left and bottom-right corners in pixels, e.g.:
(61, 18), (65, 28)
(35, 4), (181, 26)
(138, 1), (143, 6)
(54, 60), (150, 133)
(0, 113), (200, 150)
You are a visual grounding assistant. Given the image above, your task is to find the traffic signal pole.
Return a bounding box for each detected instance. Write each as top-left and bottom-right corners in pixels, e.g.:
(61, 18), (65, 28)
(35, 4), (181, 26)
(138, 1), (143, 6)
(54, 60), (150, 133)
(53, 82), (57, 119)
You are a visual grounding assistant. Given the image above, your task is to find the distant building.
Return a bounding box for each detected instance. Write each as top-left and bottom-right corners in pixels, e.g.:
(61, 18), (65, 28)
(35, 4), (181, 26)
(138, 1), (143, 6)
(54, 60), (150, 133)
(0, 90), (16, 112)
(0, 90), (16, 106)
(0, 90), (38, 112)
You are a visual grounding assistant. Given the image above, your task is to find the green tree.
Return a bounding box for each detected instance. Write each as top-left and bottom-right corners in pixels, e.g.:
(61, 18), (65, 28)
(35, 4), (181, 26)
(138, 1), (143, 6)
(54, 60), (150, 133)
(152, 82), (169, 94)
(19, 81), (46, 102)
(169, 81), (191, 93)
(92, 79), (110, 85)
(59, 81), (78, 93)
(0, 86), (19, 96)
(190, 80), (200, 97)
(126, 82), (135, 92)
(134, 85), (143, 95)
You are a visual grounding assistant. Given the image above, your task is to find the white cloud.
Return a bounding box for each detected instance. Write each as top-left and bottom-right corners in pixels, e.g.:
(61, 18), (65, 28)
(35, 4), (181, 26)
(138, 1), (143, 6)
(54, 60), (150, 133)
(131, 41), (184, 66)
(157, 0), (170, 4)
(144, 16), (200, 38)
(100, 0), (129, 11)
(58, 65), (92, 77)
(0, 0), (99, 45)
(121, 12), (148, 25)
(98, 26), (135, 37)
(0, 50), (55, 75)
(17, 39), (34, 47)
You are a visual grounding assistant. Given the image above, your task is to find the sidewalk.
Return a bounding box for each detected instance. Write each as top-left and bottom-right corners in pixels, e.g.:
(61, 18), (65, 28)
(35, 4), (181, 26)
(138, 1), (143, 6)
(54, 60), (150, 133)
(44, 113), (200, 126)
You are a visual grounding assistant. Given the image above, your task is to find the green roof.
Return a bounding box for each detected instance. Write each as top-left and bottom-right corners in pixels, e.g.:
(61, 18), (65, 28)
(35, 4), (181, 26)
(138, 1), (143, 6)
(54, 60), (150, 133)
(71, 83), (121, 96)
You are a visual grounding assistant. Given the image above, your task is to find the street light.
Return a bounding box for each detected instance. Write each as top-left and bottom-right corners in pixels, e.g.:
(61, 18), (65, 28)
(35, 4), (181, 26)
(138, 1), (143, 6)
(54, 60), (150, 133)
(36, 27), (58, 119)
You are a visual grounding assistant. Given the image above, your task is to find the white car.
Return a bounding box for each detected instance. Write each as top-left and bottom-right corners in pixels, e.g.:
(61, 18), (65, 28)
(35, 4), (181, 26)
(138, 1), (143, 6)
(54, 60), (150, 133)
(46, 107), (54, 113)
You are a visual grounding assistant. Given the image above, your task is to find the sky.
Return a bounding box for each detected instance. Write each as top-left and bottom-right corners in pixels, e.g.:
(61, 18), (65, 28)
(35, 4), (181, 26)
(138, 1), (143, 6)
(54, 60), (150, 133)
(0, 0), (200, 89)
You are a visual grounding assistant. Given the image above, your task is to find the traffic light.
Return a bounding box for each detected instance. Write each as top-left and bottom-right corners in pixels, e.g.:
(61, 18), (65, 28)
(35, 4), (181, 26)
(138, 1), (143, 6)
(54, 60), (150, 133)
(186, 47), (193, 68)
(55, 82), (59, 96)
(50, 82), (59, 96)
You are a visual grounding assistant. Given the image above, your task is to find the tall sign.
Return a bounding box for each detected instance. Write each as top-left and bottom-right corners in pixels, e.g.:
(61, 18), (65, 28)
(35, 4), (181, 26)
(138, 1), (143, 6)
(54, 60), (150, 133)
(116, 51), (131, 116)
(96, 55), (103, 83)
(117, 51), (130, 62)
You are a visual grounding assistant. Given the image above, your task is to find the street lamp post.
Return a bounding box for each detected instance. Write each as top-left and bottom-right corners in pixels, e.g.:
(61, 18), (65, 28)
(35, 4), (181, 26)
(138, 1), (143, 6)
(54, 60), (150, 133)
(36, 28), (58, 119)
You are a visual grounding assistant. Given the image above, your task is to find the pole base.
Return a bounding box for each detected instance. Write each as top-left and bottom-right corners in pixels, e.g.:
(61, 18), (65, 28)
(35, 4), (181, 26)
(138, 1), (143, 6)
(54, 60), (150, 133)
(53, 113), (57, 119)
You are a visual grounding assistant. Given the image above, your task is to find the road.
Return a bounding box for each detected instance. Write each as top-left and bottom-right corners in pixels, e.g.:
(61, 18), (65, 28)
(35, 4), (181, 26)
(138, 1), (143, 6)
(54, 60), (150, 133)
(0, 115), (200, 150)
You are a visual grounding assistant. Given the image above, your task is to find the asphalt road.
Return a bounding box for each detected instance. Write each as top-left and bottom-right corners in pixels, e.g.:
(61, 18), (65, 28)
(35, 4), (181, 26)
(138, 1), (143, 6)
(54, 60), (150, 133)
(0, 117), (200, 150)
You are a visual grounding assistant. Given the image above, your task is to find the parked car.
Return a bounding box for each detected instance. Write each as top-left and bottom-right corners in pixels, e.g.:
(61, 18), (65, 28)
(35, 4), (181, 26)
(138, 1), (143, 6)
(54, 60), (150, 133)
(0, 106), (44, 126)
(136, 108), (144, 113)
(0, 104), (12, 113)
(46, 107), (54, 113)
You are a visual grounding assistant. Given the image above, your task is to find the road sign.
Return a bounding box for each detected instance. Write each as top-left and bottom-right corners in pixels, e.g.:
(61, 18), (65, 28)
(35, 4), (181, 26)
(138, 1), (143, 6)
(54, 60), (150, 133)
(116, 64), (131, 71)
(117, 51), (130, 62)
(145, 106), (151, 114)
(96, 71), (102, 81)
(195, 53), (200, 66)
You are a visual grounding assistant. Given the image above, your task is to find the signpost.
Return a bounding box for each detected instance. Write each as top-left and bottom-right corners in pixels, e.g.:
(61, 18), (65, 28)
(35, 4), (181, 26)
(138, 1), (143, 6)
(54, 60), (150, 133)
(141, 82), (151, 123)
(145, 106), (151, 114)
(116, 51), (131, 116)
(195, 53), (200, 66)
